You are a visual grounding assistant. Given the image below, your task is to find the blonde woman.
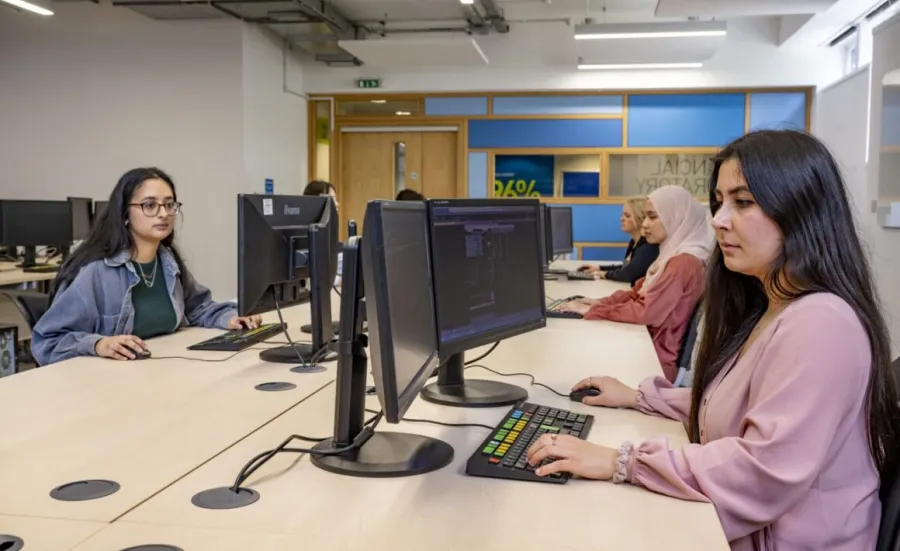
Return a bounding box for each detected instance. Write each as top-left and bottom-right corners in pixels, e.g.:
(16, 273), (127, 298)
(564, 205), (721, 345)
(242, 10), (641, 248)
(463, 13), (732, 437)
(579, 196), (659, 286)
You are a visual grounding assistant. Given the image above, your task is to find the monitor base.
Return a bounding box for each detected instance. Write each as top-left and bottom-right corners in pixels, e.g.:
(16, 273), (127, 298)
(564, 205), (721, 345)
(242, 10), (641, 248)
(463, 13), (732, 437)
(310, 432), (453, 478)
(259, 344), (336, 365)
(420, 379), (527, 408)
(301, 321), (340, 335)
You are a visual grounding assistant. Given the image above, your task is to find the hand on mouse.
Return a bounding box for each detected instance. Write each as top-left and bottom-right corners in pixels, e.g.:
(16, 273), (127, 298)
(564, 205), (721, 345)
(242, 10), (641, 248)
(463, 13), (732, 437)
(228, 315), (263, 330)
(527, 434), (618, 480)
(95, 335), (148, 361)
(560, 302), (591, 315)
(571, 376), (639, 408)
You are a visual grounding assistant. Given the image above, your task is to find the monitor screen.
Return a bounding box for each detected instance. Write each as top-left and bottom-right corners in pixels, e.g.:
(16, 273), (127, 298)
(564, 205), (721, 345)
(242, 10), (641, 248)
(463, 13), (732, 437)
(428, 199), (545, 355)
(68, 197), (92, 241)
(549, 206), (574, 255)
(94, 201), (109, 223)
(362, 201), (440, 423)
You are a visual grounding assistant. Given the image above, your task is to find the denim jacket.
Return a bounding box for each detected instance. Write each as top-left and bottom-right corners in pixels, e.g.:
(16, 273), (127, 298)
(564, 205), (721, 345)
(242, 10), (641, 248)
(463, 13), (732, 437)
(31, 247), (236, 365)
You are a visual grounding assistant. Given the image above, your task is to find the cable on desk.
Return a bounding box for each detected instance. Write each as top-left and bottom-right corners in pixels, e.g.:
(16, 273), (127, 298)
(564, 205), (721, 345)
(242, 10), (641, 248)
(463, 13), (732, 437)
(465, 364), (570, 398)
(145, 346), (273, 363)
(364, 408), (493, 431)
(464, 342), (500, 366)
(231, 411), (383, 492)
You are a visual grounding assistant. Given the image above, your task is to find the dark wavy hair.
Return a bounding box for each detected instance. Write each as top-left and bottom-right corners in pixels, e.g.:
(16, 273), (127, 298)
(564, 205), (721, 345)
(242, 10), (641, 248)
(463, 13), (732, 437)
(691, 130), (900, 485)
(303, 180), (334, 196)
(50, 167), (194, 302)
(396, 189), (425, 201)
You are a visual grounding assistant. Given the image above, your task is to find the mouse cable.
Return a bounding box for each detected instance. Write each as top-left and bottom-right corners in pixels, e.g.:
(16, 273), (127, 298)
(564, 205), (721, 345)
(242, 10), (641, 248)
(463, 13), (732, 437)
(464, 342), (500, 366)
(231, 411), (382, 492)
(146, 346), (272, 363)
(364, 408), (493, 431)
(465, 364), (569, 398)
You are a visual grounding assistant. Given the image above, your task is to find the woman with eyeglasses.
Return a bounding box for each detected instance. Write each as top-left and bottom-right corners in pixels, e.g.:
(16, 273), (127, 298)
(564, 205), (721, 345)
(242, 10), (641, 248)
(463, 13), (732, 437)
(31, 168), (260, 365)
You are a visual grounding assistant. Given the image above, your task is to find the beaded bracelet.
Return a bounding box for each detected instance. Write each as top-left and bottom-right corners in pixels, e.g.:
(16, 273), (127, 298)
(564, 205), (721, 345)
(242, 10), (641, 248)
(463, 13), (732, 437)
(612, 441), (634, 484)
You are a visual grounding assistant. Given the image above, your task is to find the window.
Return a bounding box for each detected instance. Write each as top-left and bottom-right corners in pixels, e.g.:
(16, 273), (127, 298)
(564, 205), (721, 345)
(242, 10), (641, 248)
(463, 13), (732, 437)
(608, 153), (714, 198)
(493, 154), (600, 198)
(336, 99), (421, 117)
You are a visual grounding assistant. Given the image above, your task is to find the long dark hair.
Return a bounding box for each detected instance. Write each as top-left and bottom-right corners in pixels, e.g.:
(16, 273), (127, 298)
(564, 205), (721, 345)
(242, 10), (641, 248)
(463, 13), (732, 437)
(50, 167), (194, 302)
(303, 180), (334, 196)
(690, 130), (900, 484)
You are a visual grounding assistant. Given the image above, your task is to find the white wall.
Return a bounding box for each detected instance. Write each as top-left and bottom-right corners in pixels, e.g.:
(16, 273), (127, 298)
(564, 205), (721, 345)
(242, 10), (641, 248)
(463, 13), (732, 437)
(0, 5), (308, 301)
(241, 26), (308, 197)
(866, 12), (900, 355)
(301, 18), (844, 93)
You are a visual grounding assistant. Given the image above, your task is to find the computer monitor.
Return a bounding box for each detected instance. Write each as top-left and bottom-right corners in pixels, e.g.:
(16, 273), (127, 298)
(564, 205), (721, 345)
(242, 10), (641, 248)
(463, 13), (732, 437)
(93, 201), (109, 226)
(0, 200), (72, 268)
(310, 201), (453, 478)
(68, 197), (93, 241)
(237, 194), (339, 367)
(549, 206), (574, 256)
(537, 204), (551, 271)
(420, 199), (546, 408)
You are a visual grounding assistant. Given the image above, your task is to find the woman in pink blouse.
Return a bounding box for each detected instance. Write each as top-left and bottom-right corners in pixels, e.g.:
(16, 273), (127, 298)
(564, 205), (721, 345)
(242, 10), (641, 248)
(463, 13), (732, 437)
(560, 185), (712, 382)
(528, 130), (900, 550)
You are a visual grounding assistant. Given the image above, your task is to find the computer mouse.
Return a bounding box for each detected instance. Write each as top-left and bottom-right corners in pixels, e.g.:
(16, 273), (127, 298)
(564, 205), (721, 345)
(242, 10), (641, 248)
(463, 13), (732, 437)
(569, 387), (601, 402)
(128, 347), (151, 360)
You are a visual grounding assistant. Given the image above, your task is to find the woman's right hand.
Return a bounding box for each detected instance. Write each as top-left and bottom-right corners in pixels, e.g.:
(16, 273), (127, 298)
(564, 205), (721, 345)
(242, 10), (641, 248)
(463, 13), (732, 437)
(572, 376), (639, 408)
(575, 297), (599, 305)
(95, 335), (148, 361)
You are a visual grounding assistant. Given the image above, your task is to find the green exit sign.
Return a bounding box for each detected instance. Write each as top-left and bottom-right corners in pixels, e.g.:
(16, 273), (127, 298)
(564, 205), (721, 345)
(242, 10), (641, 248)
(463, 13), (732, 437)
(357, 78), (381, 89)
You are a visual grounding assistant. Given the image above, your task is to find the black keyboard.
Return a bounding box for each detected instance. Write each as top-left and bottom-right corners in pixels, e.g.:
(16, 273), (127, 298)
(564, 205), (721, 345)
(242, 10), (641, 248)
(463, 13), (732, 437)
(466, 401), (594, 484)
(187, 323), (285, 351)
(544, 268), (568, 275)
(566, 271), (594, 281)
(22, 265), (59, 273)
(546, 296), (585, 319)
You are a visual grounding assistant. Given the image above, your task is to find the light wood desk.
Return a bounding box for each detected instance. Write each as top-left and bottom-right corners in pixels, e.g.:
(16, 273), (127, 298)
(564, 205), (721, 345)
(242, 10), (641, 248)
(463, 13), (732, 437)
(0, 303), (338, 523)
(71, 522), (302, 551)
(120, 284), (728, 550)
(0, 261), (58, 287)
(0, 515), (103, 551)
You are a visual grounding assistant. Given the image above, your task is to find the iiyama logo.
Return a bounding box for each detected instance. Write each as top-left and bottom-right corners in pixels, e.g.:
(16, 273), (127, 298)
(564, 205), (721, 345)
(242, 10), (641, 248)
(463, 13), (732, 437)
(284, 205), (300, 215)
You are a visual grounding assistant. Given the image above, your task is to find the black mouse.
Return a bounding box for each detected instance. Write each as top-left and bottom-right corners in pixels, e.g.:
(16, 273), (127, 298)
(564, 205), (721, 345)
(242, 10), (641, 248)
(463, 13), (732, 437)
(569, 387), (601, 402)
(126, 346), (151, 360)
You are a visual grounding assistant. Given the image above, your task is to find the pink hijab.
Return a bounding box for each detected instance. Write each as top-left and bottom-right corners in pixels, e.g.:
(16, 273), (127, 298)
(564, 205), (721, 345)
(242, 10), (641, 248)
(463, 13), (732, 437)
(640, 186), (713, 294)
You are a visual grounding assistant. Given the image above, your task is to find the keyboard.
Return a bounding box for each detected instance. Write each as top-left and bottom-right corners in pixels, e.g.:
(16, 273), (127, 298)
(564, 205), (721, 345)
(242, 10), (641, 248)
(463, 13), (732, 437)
(22, 265), (59, 273)
(466, 401), (594, 484)
(546, 296), (585, 319)
(187, 323), (285, 351)
(544, 268), (568, 275)
(566, 270), (594, 281)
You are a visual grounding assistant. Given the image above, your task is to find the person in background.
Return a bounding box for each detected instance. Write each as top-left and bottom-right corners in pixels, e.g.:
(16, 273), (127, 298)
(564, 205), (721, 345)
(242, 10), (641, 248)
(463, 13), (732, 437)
(303, 180), (342, 285)
(578, 196), (658, 286)
(529, 130), (899, 551)
(560, 186), (711, 382)
(32, 168), (260, 365)
(395, 189), (425, 201)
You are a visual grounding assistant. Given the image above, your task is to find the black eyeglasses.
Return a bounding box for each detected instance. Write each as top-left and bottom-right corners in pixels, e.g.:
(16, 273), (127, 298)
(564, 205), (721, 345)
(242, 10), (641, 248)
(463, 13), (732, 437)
(130, 201), (182, 217)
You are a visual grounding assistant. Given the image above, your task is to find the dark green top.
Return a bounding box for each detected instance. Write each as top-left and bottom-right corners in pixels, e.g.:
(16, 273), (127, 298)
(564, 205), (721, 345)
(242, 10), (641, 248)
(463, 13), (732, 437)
(130, 257), (178, 339)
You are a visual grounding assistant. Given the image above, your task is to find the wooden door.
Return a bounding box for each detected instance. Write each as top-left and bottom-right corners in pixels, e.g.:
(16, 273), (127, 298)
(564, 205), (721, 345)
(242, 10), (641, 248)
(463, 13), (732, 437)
(340, 130), (459, 236)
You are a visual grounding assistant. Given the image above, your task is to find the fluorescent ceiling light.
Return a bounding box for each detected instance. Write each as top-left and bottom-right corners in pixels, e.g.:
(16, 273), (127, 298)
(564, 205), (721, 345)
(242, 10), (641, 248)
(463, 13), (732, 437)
(1, 0), (53, 15)
(576, 30), (725, 40)
(578, 62), (703, 70)
(371, 99), (387, 104)
(574, 21), (726, 40)
(460, 0), (475, 4)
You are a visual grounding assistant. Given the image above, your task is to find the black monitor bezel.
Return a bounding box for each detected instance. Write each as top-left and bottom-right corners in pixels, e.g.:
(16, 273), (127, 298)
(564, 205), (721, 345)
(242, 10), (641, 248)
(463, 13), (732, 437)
(67, 197), (93, 241)
(548, 205), (574, 256)
(426, 198), (547, 358)
(362, 200), (440, 423)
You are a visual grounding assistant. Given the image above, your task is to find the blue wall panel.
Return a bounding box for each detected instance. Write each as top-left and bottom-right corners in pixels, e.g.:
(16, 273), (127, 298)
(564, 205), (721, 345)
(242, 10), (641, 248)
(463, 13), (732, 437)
(492, 95), (624, 116)
(467, 152), (489, 198)
(425, 96), (489, 116)
(749, 92), (807, 131)
(468, 119), (623, 148)
(582, 247), (628, 261)
(882, 88), (900, 147)
(627, 94), (745, 147)
(567, 204), (630, 242)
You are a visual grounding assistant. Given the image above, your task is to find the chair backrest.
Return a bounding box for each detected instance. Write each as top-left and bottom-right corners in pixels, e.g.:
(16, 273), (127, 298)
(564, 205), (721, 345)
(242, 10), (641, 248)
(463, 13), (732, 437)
(876, 357), (900, 551)
(2, 291), (49, 329)
(674, 301), (703, 388)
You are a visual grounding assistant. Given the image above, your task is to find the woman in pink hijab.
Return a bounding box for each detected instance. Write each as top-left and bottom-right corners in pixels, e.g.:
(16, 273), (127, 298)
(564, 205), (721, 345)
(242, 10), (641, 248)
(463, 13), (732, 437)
(561, 185), (712, 381)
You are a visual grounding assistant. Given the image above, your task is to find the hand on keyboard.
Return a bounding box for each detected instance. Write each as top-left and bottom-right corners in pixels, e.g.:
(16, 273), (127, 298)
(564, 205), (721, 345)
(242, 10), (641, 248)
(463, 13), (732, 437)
(526, 434), (619, 480)
(559, 301), (591, 316)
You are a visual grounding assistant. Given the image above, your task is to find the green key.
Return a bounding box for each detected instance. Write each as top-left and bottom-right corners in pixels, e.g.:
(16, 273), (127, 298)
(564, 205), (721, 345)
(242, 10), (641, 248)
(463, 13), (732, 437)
(548, 427), (560, 432)
(493, 433), (505, 441)
(503, 421), (515, 429)
(540, 425), (554, 431)
(483, 446), (496, 455)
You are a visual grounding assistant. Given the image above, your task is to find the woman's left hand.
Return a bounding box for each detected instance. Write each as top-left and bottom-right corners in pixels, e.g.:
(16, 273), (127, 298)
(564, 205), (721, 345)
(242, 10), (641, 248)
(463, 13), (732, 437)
(228, 315), (263, 330)
(527, 434), (618, 480)
(594, 270), (608, 280)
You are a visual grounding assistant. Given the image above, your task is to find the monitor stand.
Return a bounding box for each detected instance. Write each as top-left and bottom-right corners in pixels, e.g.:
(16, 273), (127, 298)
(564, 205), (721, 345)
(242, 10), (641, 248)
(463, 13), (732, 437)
(300, 321), (340, 335)
(310, 236), (453, 477)
(420, 352), (527, 408)
(16, 246), (37, 269)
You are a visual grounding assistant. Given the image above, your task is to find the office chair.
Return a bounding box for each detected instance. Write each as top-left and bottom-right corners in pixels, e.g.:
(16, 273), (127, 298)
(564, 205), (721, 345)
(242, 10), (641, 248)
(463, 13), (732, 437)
(1, 290), (49, 329)
(673, 301), (703, 388)
(878, 464), (900, 551)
